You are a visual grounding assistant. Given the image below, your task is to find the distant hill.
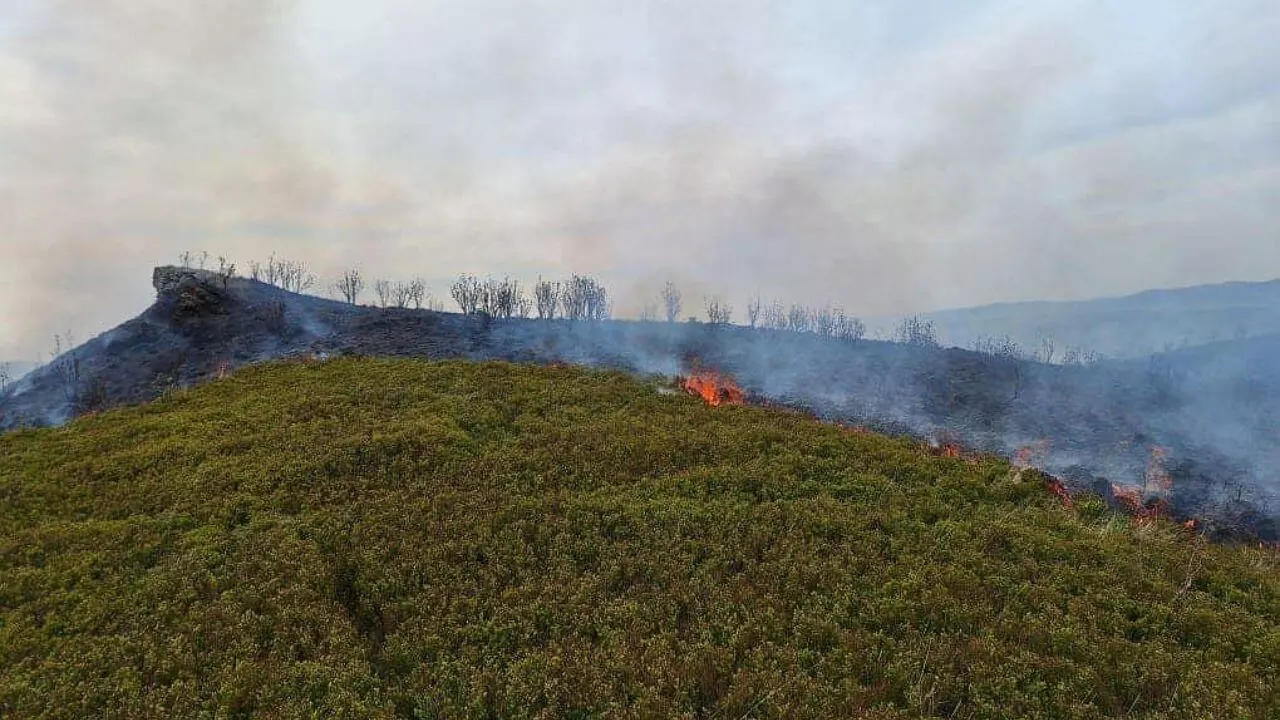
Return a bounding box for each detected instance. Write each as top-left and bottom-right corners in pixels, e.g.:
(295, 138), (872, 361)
(910, 279), (1280, 359)
(1, 359), (1276, 718)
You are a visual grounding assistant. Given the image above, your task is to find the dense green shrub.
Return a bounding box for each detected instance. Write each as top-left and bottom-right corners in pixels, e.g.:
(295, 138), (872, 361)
(1, 358), (1276, 718)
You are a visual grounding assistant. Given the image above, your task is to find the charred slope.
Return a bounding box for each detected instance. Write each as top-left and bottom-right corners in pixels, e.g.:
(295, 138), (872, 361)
(1, 359), (1277, 718)
(1, 267), (1276, 536)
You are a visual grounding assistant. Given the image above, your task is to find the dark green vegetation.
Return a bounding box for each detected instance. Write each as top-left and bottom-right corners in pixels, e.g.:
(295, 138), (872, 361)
(2, 359), (1277, 719)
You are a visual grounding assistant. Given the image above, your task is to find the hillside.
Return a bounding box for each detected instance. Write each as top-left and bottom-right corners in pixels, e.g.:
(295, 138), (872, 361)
(907, 278), (1280, 359)
(2, 267), (1277, 537)
(1, 359), (1277, 718)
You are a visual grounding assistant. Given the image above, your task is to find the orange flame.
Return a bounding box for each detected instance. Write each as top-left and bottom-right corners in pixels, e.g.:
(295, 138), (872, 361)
(1047, 477), (1074, 510)
(924, 435), (979, 464)
(1110, 482), (1173, 526)
(681, 367), (745, 407)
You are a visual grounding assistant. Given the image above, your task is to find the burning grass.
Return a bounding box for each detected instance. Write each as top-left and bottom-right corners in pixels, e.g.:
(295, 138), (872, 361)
(0, 358), (1277, 718)
(679, 364), (746, 406)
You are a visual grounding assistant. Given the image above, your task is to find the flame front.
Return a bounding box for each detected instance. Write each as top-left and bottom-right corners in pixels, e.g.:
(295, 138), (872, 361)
(1047, 478), (1074, 510)
(1109, 481), (1173, 527)
(681, 368), (746, 407)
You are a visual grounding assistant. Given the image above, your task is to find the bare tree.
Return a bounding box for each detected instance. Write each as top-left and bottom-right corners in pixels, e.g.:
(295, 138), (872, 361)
(583, 278), (610, 321)
(279, 260), (315, 294)
(51, 332), (81, 405)
(263, 254), (282, 287)
(479, 279), (498, 316)
(563, 275), (609, 321)
(813, 306), (837, 337)
(476, 276), (525, 319)
(534, 277), (560, 320)
(215, 256), (236, 289)
(374, 279), (393, 308)
(896, 315), (938, 347)
(763, 300), (786, 330)
(1038, 335), (1056, 365)
(746, 295), (762, 328)
(833, 310), (866, 343)
(705, 296), (732, 324)
(407, 278), (427, 309)
(561, 277), (586, 320)
(661, 281), (682, 323)
(248, 254), (303, 290)
(0, 362), (10, 395)
(973, 335), (1023, 359)
(174, 249), (207, 270)
(333, 268), (364, 304)
(502, 277), (525, 318)
(515, 294), (533, 318)
(391, 281), (413, 308)
(638, 303), (657, 322)
(787, 304), (812, 333)
(451, 274), (482, 314)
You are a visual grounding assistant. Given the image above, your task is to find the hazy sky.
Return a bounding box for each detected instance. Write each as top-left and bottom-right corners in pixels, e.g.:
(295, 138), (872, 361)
(1, 0), (1277, 359)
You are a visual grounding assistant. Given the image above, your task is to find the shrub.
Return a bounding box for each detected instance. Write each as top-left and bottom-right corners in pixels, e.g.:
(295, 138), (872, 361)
(662, 281), (682, 323)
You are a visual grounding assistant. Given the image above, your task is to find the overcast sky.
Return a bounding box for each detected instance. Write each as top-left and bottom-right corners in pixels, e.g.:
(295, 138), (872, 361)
(0, 0), (1276, 360)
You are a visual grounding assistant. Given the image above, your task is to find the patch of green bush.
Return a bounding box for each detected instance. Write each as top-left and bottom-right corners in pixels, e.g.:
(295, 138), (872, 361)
(1, 358), (1276, 718)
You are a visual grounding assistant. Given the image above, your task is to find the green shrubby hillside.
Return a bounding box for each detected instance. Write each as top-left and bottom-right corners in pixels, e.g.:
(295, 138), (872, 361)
(1, 358), (1277, 718)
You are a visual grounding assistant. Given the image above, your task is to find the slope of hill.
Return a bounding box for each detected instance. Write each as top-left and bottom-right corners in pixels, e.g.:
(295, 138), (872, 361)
(909, 278), (1280, 359)
(2, 267), (1277, 538)
(1, 359), (1276, 718)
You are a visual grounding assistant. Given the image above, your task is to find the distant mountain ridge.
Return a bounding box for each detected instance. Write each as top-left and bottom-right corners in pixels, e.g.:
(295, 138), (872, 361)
(913, 278), (1280, 359)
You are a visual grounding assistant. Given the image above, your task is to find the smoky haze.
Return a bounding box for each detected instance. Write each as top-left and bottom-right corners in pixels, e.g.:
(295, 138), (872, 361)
(1, 0), (1278, 360)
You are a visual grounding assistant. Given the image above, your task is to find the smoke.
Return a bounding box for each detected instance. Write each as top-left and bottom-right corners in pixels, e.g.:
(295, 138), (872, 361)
(1, 0), (1277, 359)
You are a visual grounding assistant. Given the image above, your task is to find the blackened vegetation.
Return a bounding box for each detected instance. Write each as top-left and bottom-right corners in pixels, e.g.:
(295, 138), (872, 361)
(1, 266), (1276, 540)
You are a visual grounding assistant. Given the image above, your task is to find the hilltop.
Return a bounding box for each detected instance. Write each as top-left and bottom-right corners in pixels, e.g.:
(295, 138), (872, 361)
(1, 359), (1277, 718)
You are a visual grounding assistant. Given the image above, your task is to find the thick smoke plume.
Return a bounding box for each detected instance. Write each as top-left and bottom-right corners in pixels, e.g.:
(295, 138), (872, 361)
(1, 0), (1278, 362)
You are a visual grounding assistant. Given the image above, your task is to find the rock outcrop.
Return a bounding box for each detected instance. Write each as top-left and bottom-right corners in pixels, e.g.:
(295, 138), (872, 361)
(152, 266), (231, 317)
